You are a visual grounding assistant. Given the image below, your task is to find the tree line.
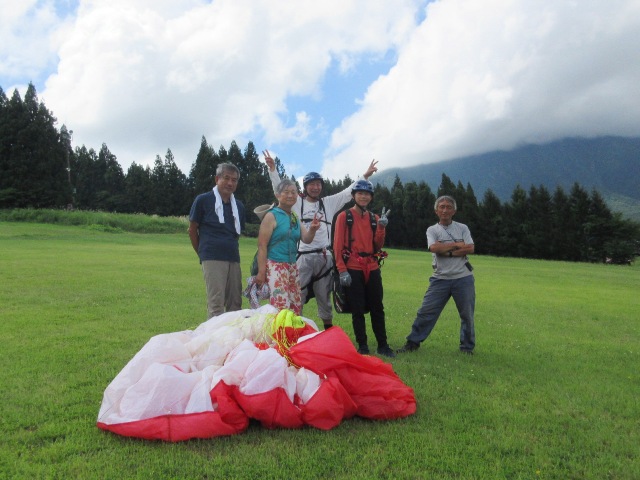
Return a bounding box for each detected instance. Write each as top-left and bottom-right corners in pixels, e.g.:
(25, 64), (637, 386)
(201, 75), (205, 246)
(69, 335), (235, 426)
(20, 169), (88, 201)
(1, 83), (638, 263)
(369, 175), (638, 264)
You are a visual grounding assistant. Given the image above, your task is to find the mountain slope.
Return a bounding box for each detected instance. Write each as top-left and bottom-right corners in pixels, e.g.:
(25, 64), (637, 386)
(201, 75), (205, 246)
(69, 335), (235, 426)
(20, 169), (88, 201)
(373, 136), (640, 220)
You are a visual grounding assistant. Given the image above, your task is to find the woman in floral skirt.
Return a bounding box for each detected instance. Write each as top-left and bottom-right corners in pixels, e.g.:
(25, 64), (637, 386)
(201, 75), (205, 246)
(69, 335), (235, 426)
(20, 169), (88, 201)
(256, 179), (320, 314)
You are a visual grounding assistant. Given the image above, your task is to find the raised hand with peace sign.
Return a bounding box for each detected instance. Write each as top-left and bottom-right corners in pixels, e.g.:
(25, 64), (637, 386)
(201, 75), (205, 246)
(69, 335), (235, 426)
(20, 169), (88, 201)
(378, 207), (391, 227)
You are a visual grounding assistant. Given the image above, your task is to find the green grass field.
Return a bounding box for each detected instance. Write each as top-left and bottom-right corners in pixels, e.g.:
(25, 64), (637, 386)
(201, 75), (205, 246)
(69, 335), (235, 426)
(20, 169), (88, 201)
(1, 220), (639, 479)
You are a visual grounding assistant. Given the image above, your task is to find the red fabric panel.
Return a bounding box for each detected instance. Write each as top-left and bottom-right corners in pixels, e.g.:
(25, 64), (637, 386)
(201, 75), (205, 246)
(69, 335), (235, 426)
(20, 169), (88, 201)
(97, 410), (244, 442)
(289, 327), (416, 420)
(231, 386), (304, 429)
(96, 381), (250, 441)
(210, 381), (250, 431)
(300, 376), (357, 430)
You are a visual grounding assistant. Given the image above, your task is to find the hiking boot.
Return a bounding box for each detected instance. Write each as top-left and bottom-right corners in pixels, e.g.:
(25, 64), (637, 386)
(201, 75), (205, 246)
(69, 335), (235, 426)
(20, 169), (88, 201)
(396, 341), (420, 353)
(357, 345), (370, 355)
(376, 345), (396, 358)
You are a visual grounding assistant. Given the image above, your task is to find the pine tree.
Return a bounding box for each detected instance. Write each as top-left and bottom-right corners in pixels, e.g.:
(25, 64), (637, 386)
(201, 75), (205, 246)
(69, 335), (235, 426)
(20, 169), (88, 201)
(188, 136), (218, 195)
(124, 162), (153, 214)
(151, 149), (189, 216)
(226, 141), (243, 172)
(417, 181), (437, 245)
(0, 86), (14, 205)
(526, 185), (553, 259)
(567, 183), (591, 261)
(502, 185), (528, 257)
(550, 186), (571, 260)
(59, 125), (74, 208)
(476, 189), (503, 255)
(437, 173), (457, 198)
(98, 143), (126, 211)
(386, 175), (406, 247)
(584, 189), (613, 262)
(402, 182), (421, 248)
(602, 213), (640, 264)
(70, 146), (99, 210)
(0, 84), (70, 207)
(167, 149), (190, 215)
(238, 141), (273, 221)
(461, 183), (480, 234)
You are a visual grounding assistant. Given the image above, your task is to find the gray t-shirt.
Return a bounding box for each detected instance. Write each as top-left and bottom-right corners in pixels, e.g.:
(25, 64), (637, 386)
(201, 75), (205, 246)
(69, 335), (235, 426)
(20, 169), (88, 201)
(426, 221), (474, 279)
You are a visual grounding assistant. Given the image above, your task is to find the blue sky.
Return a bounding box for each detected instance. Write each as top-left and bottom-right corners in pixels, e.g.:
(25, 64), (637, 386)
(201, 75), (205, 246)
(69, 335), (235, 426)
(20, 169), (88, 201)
(2, 0), (639, 184)
(266, 52), (400, 177)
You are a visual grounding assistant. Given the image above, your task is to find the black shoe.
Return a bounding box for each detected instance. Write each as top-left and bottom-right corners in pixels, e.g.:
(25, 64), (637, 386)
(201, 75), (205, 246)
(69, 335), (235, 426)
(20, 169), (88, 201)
(357, 345), (370, 355)
(460, 349), (474, 355)
(396, 341), (419, 353)
(376, 345), (396, 358)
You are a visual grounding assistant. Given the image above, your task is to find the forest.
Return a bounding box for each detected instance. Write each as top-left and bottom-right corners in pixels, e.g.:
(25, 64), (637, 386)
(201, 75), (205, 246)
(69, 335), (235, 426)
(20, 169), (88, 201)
(1, 83), (638, 263)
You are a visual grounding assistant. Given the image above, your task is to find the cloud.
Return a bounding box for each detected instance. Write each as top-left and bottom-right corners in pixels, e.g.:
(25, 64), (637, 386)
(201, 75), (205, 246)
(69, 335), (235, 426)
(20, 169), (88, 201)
(4, 0), (638, 184)
(322, 0), (640, 180)
(35, 0), (420, 172)
(0, 0), (73, 89)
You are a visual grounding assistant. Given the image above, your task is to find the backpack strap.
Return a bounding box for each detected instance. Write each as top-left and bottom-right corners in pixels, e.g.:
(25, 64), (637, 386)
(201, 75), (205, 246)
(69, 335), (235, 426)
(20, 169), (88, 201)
(299, 197), (330, 248)
(346, 209), (354, 255)
(368, 211), (377, 254)
(319, 199), (330, 244)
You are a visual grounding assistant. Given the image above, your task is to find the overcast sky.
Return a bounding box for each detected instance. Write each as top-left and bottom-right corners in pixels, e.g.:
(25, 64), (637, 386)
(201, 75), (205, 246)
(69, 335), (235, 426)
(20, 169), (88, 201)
(2, 0), (639, 183)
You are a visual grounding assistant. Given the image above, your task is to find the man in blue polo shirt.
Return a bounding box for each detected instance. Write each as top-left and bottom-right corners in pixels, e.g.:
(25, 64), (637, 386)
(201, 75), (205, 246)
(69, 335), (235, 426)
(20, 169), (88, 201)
(189, 163), (246, 319)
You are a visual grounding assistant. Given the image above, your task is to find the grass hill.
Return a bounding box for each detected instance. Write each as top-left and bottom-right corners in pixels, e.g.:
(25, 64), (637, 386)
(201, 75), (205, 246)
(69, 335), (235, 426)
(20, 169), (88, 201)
(374, 136), (640, 221)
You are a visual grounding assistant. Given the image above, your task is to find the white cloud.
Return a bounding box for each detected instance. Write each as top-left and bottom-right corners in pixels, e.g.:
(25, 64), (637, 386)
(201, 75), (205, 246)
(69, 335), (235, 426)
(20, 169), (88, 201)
(322, 0), (640, 180)
(3, 0), (639, 183)
(0, 0), (72, 89)
(35, 0), (421, 171)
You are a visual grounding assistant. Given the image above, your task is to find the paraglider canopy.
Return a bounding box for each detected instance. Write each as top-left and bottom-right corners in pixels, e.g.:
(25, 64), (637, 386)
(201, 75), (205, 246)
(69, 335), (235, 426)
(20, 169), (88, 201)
(97, 305), (416, 441)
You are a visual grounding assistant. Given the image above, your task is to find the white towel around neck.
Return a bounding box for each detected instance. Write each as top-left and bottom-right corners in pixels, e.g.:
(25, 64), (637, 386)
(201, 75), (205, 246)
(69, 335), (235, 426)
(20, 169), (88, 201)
(213, 186), (241, 235)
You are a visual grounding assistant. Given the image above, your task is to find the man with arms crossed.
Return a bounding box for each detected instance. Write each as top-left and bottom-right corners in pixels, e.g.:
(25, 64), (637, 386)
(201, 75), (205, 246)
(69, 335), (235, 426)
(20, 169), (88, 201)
(397, 195), (476, 354)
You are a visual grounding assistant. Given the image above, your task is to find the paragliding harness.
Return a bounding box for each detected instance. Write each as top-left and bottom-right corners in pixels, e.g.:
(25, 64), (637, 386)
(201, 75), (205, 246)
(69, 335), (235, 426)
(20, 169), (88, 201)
(331, 208), (388, 314)
(298, 198), (333, 304)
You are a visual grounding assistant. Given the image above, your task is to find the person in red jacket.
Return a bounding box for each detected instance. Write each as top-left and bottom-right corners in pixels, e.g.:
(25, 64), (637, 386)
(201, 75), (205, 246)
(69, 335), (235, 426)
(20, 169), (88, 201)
(332, 180), (395, 358)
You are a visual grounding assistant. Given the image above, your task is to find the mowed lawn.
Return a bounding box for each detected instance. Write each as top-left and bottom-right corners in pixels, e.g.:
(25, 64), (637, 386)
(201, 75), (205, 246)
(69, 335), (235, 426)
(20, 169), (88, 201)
(1, 221), (639, 479)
